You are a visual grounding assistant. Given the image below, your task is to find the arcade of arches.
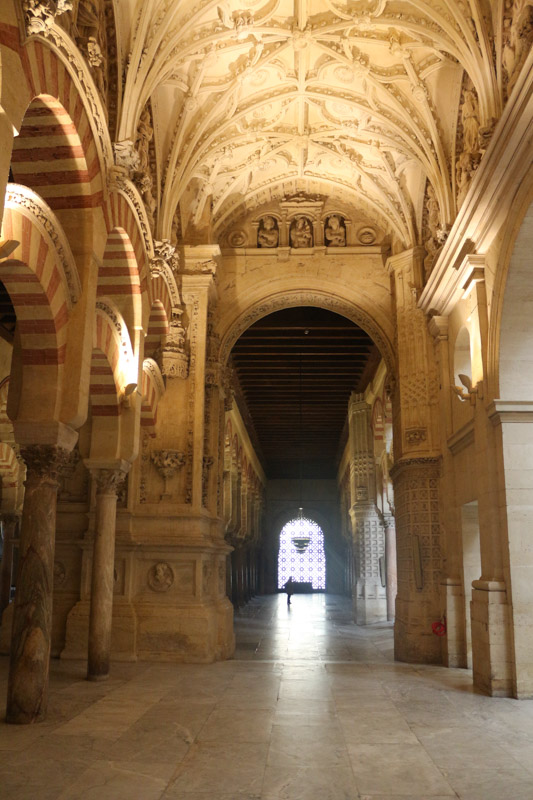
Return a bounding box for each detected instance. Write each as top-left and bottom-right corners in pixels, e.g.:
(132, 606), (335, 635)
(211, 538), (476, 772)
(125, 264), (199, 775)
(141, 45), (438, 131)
(0, 0), (532, 737)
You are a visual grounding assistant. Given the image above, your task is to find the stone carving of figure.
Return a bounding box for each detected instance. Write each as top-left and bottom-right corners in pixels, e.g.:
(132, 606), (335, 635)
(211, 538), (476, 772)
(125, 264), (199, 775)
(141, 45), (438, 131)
(257, 216), (279, 248)
(148, 561), (174, 592)
(461, 89), (480, 155)
(426, 184), (439, 238)
(135, 107), (153, 174)
(290, 217), (313, 248)
(324, 215), (346, 247)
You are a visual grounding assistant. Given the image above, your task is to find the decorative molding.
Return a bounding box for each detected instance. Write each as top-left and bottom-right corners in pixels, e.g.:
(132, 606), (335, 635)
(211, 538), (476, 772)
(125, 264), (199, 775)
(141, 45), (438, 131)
(447, 420), (475, 454)
(219, 290), (395, 375)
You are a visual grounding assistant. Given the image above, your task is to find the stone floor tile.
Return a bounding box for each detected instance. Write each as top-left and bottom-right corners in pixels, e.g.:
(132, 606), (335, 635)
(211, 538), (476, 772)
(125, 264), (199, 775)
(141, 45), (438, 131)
(347, 742), (456, 796)
(261, 764), (359, 799)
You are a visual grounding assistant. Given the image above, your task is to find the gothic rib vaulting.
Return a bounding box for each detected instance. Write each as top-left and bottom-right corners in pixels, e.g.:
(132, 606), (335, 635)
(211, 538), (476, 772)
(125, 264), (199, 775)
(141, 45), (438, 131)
(0, 0), (531, 736)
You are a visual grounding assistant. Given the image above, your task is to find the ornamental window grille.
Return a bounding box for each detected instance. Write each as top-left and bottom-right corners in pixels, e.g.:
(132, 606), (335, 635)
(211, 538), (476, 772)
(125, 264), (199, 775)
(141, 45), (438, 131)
(277, 516), (326, 590)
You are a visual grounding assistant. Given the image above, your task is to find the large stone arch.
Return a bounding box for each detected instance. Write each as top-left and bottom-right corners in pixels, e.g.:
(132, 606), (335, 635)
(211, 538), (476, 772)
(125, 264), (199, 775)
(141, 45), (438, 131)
(218, 288), (395, 376)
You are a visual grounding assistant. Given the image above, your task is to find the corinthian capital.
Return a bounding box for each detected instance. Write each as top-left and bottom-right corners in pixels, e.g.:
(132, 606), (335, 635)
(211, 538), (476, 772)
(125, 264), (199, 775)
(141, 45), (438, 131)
(94, 468), (128, 496)
(20, 444), (72, 487)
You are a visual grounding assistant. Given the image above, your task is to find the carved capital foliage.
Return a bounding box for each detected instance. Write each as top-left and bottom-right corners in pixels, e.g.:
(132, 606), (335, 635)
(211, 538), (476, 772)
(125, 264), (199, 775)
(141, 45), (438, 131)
(150, 449), (186, 479)
(112, 140), (140, 176)
(151, 240), (179, 277)
(21, 444), (72, 487)
(23, 0), (72, 36)
(94, 468), (128, 496)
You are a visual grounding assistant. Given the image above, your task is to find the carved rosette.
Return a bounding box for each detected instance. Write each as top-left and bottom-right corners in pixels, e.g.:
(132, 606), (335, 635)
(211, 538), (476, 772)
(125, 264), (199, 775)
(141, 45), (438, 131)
(94, 468), (128, 496)
(151, 449), (186, 499)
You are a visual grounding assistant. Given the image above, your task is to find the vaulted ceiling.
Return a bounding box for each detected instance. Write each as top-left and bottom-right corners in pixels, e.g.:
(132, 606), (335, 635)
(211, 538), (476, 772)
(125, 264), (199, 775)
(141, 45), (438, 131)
(230, 306), (378, 478)
(118, 0), (503, 247)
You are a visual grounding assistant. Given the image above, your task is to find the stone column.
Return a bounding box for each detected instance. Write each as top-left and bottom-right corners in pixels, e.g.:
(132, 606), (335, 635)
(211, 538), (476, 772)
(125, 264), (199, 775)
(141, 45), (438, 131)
(0, 513), (18, 618)
(383, 514), (397, 622)
(87, 466), (128, 680)
(388, 248), (442, 664)
(6, 444), (70, 724)
(429, 315), (466, 667)
(181, 264), (217, 510)
(348, 393), (387, 624)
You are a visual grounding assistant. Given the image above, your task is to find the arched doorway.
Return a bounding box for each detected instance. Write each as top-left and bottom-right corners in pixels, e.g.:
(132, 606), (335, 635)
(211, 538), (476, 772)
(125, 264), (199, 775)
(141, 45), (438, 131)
(277, 514), (326, 591)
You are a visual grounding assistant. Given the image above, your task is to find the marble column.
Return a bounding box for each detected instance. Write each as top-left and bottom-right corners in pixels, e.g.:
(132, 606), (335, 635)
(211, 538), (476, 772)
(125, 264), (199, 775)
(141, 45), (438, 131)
(6, 445), (70, 724)
(0, 513), (18, 618)
(87, 467), (127, 681)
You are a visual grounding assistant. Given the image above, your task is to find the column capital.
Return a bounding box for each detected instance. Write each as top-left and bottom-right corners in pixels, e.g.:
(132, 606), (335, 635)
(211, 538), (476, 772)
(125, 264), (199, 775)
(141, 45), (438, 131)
(85, 460), (130, 496)
(21, 444), (72, 488)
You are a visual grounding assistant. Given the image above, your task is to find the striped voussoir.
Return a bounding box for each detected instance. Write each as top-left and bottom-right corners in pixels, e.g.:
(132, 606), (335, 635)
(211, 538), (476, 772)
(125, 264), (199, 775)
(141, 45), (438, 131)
(14, 40), (103, 207)
(90, 313), (123, 417)
(145, 299), (169, 358)
(1, 206), (69, 366)
(104, 193), (149, 290)
(140, 365), (163, 431)
(99, 227), (141, 307)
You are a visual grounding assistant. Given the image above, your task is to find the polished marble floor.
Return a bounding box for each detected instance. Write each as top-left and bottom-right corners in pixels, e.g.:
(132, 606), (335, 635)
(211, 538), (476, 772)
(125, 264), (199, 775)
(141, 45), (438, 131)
(2, 594), (533, 799)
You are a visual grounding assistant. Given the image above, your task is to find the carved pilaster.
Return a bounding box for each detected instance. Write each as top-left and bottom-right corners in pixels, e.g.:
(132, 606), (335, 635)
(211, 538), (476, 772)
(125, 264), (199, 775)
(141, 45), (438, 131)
(388, 249), (440, 460)
(390, 457), (442, 664)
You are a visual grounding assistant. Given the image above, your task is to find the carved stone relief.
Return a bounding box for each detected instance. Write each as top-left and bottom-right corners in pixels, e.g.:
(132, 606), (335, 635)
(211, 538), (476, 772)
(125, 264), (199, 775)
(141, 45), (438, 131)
(324, 215), (346, 247)
(148, 562), (174, 592)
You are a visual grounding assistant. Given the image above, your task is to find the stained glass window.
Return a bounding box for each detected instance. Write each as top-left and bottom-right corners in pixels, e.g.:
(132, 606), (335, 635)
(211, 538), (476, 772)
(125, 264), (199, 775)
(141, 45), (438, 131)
(277, 516), (326, 590)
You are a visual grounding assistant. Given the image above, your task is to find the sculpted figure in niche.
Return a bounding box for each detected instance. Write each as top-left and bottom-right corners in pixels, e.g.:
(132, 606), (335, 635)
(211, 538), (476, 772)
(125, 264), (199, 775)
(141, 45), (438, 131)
(324, 215), (346, 247)
(290, 217), (313, 248)
(461, 89), (480, 155)
(257, 216), (279, 248)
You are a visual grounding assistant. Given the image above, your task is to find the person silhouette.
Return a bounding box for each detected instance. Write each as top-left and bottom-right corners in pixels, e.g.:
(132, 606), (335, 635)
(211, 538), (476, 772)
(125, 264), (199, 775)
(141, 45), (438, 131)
(284, 576), (294, 605)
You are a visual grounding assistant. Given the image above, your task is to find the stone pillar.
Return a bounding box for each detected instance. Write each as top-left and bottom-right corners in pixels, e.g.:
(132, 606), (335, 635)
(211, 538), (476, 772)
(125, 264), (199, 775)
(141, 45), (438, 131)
(87, 465), (128, 681)
(181, 264), (217, 510)
(429, 315), (466, 667)
(6, 444), (70, 724)
(0, 513), (18, 618)
(383, 514), (397, 622)
(348, 393), (387, 624)
(388, 248), (442, 664)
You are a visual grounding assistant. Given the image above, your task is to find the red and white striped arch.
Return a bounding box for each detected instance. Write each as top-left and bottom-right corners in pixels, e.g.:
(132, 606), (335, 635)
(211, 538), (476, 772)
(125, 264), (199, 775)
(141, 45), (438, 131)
(91, 302), (134, 417)
(104, 192), (150, 290)
(13, 38), (104, 207)
(98, 226), (142, 333)
(140, 358), (165, 431)
(145, 300), (169, 359)
(1, 188), (76, 367)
